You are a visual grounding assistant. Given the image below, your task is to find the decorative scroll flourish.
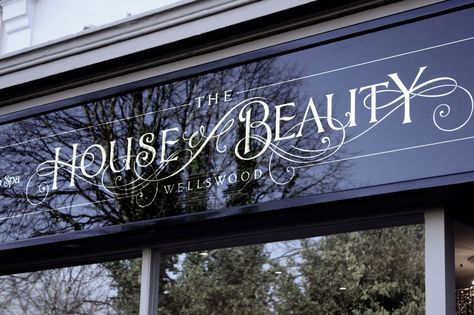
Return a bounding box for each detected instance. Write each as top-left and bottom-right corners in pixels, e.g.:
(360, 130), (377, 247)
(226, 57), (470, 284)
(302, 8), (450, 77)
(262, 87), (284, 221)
(265, 70), (474, 184)
(26, 67), (474, 205)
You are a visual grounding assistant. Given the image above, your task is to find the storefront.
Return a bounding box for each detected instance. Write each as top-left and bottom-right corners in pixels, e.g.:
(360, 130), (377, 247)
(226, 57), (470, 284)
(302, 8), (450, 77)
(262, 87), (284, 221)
(0, 0), (472, 313)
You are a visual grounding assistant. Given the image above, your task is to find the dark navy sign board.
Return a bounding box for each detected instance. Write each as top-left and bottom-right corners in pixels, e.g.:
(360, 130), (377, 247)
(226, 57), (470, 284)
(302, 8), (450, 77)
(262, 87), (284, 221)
(0, 6), (472, 243)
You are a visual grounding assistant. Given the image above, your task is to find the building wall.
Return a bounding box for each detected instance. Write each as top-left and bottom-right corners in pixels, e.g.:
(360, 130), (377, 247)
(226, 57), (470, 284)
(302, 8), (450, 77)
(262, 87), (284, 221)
(0, 0), (180, 54)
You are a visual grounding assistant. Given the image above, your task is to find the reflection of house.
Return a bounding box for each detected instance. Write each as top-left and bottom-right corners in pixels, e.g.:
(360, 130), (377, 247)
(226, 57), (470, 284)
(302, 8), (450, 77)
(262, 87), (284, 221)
(0, 0), (473, 314)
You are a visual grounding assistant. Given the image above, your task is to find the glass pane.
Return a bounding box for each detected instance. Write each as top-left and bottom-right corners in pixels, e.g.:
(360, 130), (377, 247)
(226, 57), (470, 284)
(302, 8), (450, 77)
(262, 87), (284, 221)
(159, 224), (424, 314)
(455, 222), (474, 314)
(0, 258), (141, 314)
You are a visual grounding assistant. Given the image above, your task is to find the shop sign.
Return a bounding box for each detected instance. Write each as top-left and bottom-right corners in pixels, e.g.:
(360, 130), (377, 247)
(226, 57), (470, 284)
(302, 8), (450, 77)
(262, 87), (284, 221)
(0, 6), (472, 243)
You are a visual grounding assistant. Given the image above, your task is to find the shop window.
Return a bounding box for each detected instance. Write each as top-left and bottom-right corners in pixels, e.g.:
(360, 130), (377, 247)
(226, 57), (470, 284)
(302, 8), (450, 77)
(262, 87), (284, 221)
(455, 222), (474, 314)
(159, 224), (424, 314)
(0, 258), (141, 314)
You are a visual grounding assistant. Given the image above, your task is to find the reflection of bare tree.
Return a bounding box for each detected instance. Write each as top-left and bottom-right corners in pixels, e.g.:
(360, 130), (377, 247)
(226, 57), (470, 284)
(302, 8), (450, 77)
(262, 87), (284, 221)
(0, 263), (120, 314)
(0, 53), (352, 313)
(0, 57), (350, 241)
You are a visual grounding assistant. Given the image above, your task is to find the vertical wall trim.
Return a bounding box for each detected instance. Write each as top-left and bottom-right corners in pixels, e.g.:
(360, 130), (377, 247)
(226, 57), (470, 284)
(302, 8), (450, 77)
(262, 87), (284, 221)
(424, 208), (455, 314)
(139, 248), (161, 315)
(0, 0), (34, 53)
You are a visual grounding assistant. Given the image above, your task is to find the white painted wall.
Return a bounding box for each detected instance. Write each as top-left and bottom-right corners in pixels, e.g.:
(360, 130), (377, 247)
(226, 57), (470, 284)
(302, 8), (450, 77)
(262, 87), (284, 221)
(0, 0), (181, 54)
